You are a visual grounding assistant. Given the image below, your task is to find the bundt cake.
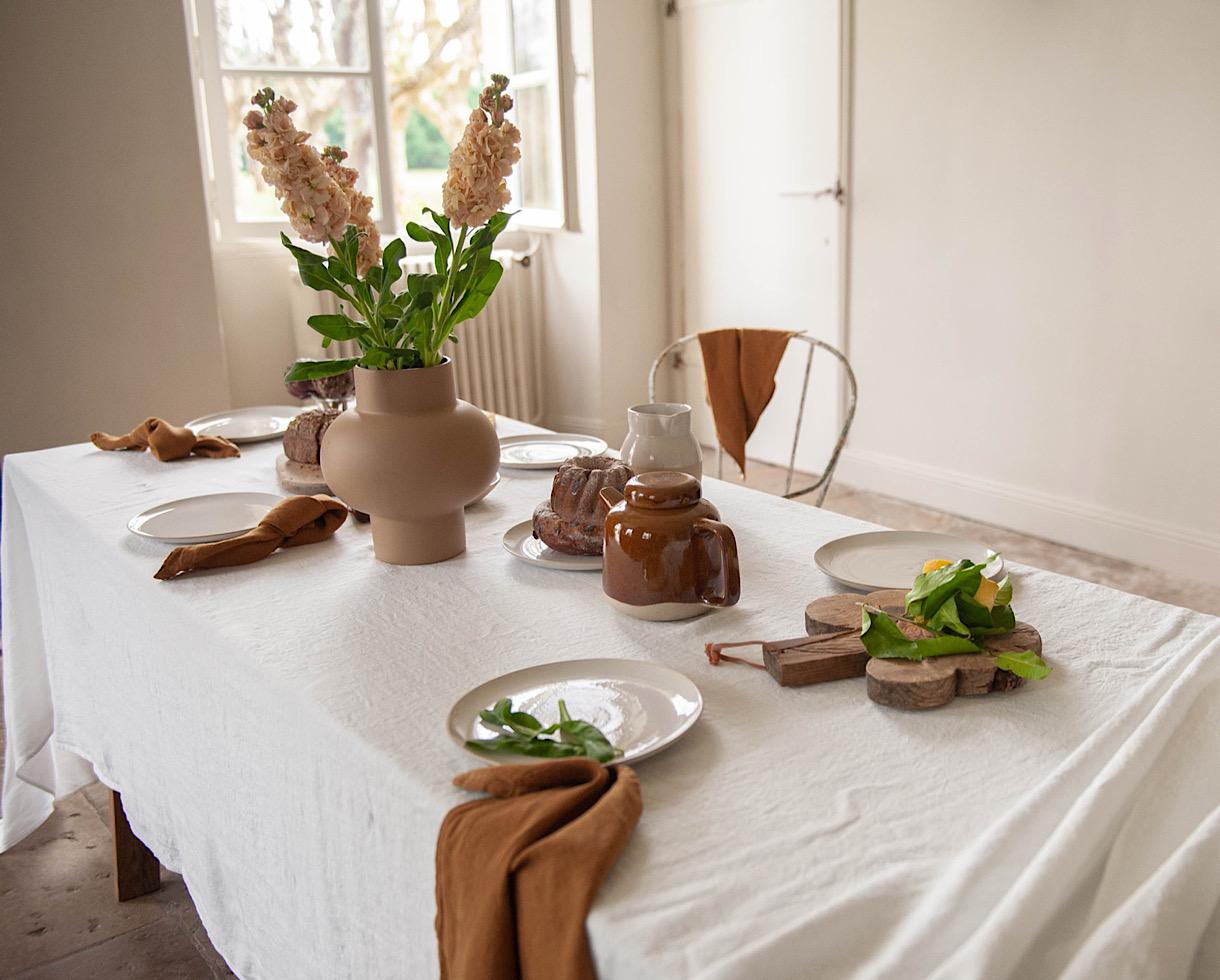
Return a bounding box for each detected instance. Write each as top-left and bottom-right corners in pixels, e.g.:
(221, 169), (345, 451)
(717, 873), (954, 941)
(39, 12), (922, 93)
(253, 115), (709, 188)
(533, 455), (633, 555)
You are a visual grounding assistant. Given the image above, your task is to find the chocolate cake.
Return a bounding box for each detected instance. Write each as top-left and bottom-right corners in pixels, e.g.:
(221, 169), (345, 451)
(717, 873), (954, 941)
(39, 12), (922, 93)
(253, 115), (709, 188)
(532, 455), (633, 555)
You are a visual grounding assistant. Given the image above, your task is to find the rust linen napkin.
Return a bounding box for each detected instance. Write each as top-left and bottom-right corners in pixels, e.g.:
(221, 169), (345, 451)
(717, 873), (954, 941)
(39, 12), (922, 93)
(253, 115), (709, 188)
(436, 758), (643, 980)
(155, 494), (347, 580)
(697, 328), (797, 476)
(91, 417), (240, 461)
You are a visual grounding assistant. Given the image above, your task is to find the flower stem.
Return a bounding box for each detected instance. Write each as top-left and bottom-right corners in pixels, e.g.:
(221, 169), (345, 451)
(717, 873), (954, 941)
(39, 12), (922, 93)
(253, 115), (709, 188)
(430, 224), (468, 366)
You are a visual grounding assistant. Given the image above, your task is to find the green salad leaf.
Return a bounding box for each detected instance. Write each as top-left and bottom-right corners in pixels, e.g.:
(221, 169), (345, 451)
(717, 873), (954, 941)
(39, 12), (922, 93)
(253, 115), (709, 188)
(856, 555), (1052, 682)
(466, 698), (621, 763)
(860, 607), (981, 661)
(993, 650), (1052, 680)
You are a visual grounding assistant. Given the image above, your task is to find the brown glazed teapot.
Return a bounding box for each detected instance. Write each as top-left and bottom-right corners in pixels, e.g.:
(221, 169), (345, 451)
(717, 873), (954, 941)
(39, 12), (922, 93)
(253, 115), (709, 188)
(599, 472), (741, 621)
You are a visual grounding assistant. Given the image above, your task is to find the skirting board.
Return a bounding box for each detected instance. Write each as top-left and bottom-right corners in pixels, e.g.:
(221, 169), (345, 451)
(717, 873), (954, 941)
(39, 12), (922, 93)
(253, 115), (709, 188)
(836, 448), (1220, 587)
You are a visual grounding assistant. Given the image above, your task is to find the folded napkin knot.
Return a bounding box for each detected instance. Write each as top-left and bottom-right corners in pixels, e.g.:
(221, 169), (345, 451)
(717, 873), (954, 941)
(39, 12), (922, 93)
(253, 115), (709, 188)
(91, 417), (240, 461)
(154, 494), (348, 580)
(437, 758), (642, 980)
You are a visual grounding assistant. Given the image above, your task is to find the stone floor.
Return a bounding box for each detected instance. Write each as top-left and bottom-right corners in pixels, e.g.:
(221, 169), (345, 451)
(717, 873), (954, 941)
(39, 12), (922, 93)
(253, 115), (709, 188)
(2, 475), (1217, 979)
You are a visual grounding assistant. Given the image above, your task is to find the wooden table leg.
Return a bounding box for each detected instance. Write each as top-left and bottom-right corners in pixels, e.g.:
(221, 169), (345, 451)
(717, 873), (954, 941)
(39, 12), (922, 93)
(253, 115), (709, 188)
(109, 789), (161, 901)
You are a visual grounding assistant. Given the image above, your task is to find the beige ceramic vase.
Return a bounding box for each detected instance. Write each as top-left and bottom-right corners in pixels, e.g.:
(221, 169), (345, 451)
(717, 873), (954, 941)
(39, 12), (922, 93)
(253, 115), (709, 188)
(320, 359), (498, 565)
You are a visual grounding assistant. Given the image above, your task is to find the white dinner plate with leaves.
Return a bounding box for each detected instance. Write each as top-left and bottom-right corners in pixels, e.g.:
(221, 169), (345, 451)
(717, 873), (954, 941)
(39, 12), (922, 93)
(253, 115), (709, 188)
(502, 520), (602, 570)
(128, 491), (283, 545)
(814, 530), (1004, 592)
(186, 406), (303, 444)
(448, 658), (703, 766)
(498, 433), (608, 469)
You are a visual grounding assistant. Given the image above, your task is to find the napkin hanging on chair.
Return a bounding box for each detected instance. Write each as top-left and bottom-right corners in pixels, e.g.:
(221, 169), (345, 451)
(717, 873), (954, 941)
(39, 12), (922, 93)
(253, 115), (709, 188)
(697, 328), (797, 476)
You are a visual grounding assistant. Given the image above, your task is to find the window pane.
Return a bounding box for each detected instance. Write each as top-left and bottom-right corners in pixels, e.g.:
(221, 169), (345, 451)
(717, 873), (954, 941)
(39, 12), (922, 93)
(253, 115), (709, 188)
(516, 82), (558, 212)
(215, 0), (369, 69)
(381, 0), (485, 222)
(222, 74), (381, 224)
(511, 0), (554, 74)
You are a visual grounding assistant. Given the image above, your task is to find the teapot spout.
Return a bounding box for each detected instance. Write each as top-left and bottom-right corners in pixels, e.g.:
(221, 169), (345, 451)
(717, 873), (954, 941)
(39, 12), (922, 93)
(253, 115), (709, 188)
(599, 486), (624, 510)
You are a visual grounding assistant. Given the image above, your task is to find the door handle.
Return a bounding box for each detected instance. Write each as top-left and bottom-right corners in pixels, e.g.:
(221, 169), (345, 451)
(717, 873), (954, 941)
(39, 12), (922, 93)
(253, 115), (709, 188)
(778, 180), (845, 204)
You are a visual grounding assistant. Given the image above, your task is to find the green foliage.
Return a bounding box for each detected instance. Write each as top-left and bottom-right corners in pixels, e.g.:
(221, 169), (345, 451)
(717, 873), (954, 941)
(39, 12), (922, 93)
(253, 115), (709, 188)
(280, 207), (515, 379)
(994, 650), (1052, 680)
(403, 109), (450, 169)
(466, 699), (621, 763)
(859, 607), (981, 661)
(855, 556), (1052, 680)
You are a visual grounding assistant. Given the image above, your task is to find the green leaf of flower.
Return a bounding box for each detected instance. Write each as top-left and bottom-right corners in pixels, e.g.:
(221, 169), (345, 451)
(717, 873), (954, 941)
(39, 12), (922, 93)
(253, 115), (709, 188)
(380, 237), (407, 291)
(306, 313), (365, 342)
(449, 259), (503, 327)
(284, 357), (360, 382)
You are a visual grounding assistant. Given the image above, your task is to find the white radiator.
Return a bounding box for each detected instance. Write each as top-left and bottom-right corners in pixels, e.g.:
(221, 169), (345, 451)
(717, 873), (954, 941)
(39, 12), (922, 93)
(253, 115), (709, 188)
(288, 250), (544, 423)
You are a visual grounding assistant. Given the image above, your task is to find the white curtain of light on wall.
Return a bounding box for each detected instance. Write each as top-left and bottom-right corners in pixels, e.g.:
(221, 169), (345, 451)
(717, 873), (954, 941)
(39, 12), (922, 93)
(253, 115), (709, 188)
(675, 0), (844, 477)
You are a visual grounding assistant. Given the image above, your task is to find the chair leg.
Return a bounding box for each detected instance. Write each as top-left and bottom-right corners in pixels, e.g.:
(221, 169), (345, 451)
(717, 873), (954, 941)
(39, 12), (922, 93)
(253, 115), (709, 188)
(109, 789), (161, 901)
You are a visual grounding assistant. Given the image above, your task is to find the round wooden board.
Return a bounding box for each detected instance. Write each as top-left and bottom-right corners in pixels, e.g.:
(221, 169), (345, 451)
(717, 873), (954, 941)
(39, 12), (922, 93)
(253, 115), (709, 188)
(803, 591), (1045, 710)
(866, 620), (1043, 710)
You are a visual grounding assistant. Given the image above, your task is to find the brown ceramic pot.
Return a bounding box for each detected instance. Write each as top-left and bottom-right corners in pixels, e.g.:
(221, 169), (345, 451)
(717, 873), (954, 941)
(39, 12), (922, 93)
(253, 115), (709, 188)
(320, 359), (498, 565)
(599, 471), (741, 621)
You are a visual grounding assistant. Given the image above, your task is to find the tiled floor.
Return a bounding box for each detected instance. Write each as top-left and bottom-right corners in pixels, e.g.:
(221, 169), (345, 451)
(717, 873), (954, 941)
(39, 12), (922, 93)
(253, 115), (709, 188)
(2, 475), (1216, 979)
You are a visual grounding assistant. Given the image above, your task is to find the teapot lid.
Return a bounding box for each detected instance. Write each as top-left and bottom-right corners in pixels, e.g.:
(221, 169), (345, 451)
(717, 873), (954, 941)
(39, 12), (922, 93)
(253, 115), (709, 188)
(624, 471), (702, 509)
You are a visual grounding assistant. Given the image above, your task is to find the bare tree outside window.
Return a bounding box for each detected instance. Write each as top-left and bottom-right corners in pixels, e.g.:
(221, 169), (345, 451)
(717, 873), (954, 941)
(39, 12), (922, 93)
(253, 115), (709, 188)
(196, 0), (562, 236)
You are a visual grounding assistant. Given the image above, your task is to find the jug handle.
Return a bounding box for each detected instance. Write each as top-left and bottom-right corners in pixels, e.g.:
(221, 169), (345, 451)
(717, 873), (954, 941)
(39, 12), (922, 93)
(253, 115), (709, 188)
(599, 486), (625, 510)
(693, 518), (741, 608)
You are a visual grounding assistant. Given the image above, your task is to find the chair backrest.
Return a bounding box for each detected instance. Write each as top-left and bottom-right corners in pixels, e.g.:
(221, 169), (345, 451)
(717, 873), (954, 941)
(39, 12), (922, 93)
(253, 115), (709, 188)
(647, 331), (858, 504)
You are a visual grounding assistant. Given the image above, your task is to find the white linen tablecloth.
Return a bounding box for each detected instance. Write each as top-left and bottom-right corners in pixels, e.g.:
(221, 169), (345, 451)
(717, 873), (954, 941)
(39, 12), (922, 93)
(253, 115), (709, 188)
(3, 418), (1219, 979)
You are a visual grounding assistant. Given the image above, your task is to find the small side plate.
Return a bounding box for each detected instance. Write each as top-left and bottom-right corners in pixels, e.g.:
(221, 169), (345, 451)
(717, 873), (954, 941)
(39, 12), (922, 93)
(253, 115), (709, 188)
(448, 658), (704, 765)
(498, 433), (609, 469)
(814, 530), (1005, 592)
(186, 406), (303, 445)
(128, 491), (283, 544)
(502, 520), (602, 570)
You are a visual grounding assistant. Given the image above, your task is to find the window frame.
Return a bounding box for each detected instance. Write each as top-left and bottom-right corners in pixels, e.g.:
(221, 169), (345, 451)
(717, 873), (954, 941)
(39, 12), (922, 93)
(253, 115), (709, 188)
(184, 0), (568, 243)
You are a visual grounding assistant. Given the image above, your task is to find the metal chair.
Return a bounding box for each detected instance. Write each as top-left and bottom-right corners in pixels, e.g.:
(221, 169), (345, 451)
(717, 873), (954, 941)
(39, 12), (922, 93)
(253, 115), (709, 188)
(647, 331), (858, 506)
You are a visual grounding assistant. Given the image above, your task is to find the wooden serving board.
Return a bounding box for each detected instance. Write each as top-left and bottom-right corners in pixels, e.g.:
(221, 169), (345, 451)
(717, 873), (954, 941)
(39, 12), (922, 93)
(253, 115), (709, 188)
(276, 454), (332, 495)
(768, 590), (1044, 710)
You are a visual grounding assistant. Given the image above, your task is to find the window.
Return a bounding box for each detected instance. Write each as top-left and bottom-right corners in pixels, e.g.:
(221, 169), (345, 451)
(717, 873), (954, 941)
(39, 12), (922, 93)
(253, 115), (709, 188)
(185, 0), (566, 240)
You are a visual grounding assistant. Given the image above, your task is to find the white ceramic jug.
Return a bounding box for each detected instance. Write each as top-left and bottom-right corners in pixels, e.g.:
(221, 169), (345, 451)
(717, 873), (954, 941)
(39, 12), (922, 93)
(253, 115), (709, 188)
(620, 403), (703, 481)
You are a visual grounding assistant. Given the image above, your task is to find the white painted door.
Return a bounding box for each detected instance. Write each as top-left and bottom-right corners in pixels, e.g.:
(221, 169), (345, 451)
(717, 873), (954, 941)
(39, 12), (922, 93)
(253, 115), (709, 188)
(676, 0), (843, 482)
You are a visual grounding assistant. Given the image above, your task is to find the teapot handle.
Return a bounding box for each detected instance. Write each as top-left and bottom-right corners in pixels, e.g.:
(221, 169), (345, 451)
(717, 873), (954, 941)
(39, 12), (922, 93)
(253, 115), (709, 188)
(599, 486), (625, 510)
(693, 518), (741, 608)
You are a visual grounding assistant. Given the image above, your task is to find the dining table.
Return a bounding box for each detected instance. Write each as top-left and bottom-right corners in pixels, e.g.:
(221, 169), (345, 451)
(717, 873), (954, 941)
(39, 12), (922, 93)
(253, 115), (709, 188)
(3, 415), (1219, 980)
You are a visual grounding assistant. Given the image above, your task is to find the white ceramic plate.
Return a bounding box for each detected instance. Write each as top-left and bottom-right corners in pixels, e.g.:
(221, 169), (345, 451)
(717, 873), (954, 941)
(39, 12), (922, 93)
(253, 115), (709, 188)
(449, 658), (703, 766)
(498, 433), (609, 469)
(128, 491), (283, 544)
(502, 520), (602, 570)
(814, 530), (1005, 592)
(186, 406), (303, 444)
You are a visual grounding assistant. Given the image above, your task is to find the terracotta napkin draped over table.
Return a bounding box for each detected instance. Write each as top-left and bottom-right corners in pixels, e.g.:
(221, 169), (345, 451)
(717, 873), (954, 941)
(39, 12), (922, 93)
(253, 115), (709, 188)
(155, 494), (348, 580)
(436, 758), (643, 980)
(91, 417), (240, 461)
(697, 328), (798, 476)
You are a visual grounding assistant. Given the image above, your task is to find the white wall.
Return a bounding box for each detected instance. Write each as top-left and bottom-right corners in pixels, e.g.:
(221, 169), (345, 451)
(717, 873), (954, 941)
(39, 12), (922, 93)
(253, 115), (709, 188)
(590, 0), (669, 448)
(841, 0), (1220, 584)
(0, 0), (228, 458)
